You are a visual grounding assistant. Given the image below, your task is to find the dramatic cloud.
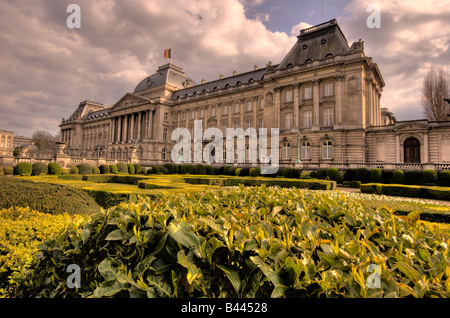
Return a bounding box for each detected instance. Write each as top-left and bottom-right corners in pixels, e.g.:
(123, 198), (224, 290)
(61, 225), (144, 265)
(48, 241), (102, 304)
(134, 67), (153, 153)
(339, 0), (450, 120)
(0, 0), (448, 138)
(0, 0), (295, 136)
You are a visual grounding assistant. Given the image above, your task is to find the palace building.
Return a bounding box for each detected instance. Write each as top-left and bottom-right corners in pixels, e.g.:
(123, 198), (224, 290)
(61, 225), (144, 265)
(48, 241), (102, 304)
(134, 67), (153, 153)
(59, 19), (450, 170)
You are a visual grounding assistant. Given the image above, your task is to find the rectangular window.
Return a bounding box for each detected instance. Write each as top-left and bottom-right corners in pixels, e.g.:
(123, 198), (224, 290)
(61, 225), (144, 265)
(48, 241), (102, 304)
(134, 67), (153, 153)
(164, 112), (169, 121)
(246, 101), (252, 112)
(304, 111), (312, 128)
(259, 118), (263, 129)
(301, 141), (311, 159)
(182, 112), (186, 121)
(246, 120), (252, 129)
(285, 113), (293, 130)
(324, 108), (334, 126)
(174, 113), (178, 122)
(234, 103), (240, 113)
(234, 121), (239, 129)
(211, 107), (216, 117)
(324, 83), (334, 96)
(304, 87), (312, 99)
(191, 111), (195, 120)
(223, 105), (228, 115)
(259, 99), (264, 110)
(200, 109), (204, 118)
(286, 90), (293, 103)
(163, 128), (168, 141)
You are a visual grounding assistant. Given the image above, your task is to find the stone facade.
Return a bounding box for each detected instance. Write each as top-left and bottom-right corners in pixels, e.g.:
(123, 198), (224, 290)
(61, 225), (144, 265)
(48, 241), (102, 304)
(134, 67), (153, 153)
(0, 130), (14, 156)
(59, 19), (450, 170)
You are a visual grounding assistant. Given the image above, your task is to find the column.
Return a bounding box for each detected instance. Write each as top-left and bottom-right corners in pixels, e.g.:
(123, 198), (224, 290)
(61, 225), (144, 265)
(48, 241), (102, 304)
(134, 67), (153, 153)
(293, 84), (300, 129)
(240, 99), (245, 129)
(312, 80), (320, 130)
(148, 110), (153, 139)
(335, 76), (343, 127)
(130, 113), (135, 141)
(124, 115), (129, 142)
(118, 117), (122, 142)
(252, 97), (258, 131)
(395, 134), (400, 163)
(137, 112), (142, 140)
(424, 133), (429, 163)
(274, 87), (281, 129)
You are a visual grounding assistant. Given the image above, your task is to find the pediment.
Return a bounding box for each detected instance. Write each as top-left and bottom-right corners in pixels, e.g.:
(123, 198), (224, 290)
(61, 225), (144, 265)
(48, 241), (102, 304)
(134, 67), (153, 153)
(110, 93), (152, 112)
(393, 121), (430, 132)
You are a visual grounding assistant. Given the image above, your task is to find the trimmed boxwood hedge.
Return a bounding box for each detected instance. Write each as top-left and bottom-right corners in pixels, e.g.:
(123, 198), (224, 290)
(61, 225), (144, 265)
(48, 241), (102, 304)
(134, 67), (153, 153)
(360, 183), (450, 201)
(14, 162), (33, 176)
(48, 163), (62, 176)
(0, 176), (100, 215)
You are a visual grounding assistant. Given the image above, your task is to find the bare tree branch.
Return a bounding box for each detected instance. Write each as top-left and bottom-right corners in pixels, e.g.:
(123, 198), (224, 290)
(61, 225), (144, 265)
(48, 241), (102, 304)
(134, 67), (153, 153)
(421, 65), (450, 121)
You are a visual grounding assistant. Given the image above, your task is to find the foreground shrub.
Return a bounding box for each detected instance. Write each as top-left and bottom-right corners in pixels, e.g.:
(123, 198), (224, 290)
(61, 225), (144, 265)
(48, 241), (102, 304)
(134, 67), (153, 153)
(404, 170), (423, 185)
(439, 171), (450, 187)
(4, 167), (14, 176)
(355, 168), (371, 183)
(423, 169), (438, 185)
(99, 164), (111, 174)
(316, 168), (327, 180)
(0, 207), (72, 297)
(77, 163), (93, 175)
(109, 165), (118, 174)
(48, 163), (62, 176)
(370, 168), (382, 183)
(14, 186), (450, 298)
(344, 169), (356, 182)
(116, 163), (128, 174)
(69, 166), (79, 175)
(127, 163), (135, 175)
(205, 165), (214, 175)
(326, 167), (340, 182)
(392, 170), (404, 184)
(0, 177), (101, 216)
(31, 162), (48, 176)
(133, 164), (143, 175)
(92, 166), (100, 175)
(250, 167), (261, 177)
(193, 164), (206, 175)
(13, 162), (32, 176)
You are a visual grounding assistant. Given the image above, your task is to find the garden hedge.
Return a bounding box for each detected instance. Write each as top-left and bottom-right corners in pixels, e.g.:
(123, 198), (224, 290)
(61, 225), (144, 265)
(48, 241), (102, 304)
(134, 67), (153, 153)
(360, 183), (450, 201)
(31, 162), (48, 176)
(13, 162), (32, 176)
(48, 163), (62, 176)
(0, 177), (101, 215)
(13, 186), (450, 298)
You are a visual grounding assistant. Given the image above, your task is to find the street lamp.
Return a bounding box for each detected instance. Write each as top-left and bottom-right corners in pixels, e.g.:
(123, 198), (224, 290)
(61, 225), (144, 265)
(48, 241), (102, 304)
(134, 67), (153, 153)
(296, 131), (302, 164)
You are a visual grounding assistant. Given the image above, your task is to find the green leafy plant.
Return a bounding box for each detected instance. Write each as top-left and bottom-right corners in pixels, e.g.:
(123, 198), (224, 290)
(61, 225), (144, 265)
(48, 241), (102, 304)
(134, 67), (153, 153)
(48, 163), (62, 176)
(77, 163), (93, 175)
(14, 162), (33, 176)
(14, 186), (449, 298)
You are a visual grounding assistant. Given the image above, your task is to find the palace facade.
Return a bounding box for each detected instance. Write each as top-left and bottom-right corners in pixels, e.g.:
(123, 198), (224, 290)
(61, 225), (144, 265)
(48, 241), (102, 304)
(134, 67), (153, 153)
(59, 19), (450, 170)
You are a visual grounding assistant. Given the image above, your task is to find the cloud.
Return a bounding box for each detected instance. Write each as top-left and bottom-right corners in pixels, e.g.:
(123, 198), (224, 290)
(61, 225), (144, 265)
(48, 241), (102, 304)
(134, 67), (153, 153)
(0, 0), (295, 136)
(290, 22), (314, 36)
(339, 0), (450, 120)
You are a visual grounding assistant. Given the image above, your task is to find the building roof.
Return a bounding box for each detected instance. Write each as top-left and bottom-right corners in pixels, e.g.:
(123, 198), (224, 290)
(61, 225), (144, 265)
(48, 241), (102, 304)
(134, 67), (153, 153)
(170, 67), (268, 101)
(134, 63), (197, 93)
(277, 19), (351, 70)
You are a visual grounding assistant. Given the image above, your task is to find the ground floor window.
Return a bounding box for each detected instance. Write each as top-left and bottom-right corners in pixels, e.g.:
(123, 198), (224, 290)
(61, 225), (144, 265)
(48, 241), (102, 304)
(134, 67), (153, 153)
(322, 140), (333, 159)
(301, 141), (311, 159)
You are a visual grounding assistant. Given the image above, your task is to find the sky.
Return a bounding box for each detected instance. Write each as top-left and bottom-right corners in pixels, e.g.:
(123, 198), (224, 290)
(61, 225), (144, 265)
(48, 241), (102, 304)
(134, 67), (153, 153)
(0, 0), (449, 137)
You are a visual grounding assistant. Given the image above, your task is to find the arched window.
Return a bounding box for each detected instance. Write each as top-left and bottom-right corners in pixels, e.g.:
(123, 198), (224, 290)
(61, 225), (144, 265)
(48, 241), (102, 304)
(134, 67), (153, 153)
(282, 142), (291, 160)
(322, 140), (333, 159)
(301, 141), (311, 159)
(117, 148), (122, 160)
(111, 148), (116, 159)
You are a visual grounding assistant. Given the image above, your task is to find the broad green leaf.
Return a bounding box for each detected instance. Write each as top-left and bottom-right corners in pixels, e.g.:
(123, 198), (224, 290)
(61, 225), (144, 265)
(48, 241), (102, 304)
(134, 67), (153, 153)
(396, 262), (420, 283)
(250, 256), (287, 298)
(105, 229), (124, 241)
(93, 281), (125, 298)
(146, 272), (172, 298)
(98, 257), (118, 281)
(217, 264), (241, 295)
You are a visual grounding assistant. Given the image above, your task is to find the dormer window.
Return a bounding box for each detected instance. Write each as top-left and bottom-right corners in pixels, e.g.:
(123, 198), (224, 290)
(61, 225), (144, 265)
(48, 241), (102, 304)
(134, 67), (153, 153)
(305, 59), (312, 64)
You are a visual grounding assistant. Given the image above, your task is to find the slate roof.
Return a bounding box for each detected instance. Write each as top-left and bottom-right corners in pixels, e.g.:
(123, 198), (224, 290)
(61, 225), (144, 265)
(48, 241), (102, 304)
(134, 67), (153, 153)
(277, 19), (350, 70)
(170, 67), (268, 101)
(134, 63), (197, 93)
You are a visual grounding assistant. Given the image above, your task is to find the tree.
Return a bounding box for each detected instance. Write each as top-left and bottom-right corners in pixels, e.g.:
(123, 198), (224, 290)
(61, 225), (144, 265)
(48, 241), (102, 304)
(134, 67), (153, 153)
(421, 65), (450, 121)
(31, 131), (58, 151)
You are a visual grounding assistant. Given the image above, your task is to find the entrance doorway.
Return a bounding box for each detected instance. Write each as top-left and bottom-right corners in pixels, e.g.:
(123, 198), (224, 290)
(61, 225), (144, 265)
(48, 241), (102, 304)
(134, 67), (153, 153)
(404, 137), (420, 163)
